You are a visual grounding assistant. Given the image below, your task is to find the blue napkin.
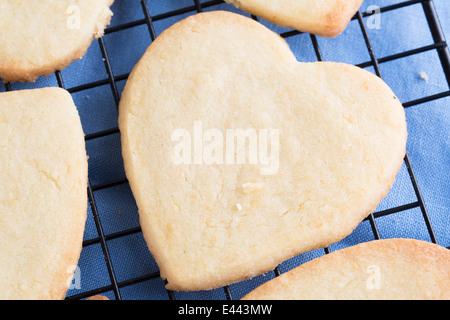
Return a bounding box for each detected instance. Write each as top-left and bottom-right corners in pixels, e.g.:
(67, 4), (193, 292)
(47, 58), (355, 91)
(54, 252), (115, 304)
(1, 0), (449, 300)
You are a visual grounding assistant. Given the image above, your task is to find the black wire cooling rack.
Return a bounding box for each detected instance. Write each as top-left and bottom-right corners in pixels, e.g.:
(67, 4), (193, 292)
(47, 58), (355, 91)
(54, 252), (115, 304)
(2, 0), (449, 300)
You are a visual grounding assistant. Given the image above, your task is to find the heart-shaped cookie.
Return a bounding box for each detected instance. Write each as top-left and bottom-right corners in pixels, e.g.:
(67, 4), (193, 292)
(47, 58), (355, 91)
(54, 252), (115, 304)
(0, 0), (114, 83)
(119, 11), (407, 291)
(242, 238), (450, 300)
(0, 88), (88, 299)
(225, 0), (363, 37)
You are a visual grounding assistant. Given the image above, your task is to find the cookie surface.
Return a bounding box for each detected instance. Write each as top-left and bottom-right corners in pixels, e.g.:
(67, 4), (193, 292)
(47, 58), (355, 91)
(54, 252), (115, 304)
(0, 0), (114, 83)
(0, 88), (88, 299)
(118, 11), (407, 291)
(242, 238), (450, 300)
(225, 0), (363, 37)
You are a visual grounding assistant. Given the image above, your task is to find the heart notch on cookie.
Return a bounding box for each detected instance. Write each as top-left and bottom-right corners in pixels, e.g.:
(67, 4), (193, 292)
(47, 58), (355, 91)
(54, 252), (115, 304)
(119, 11), (407, 291)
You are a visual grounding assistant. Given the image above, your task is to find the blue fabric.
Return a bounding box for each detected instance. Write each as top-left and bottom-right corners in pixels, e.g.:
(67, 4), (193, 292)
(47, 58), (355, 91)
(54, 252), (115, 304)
(1, 0), (449, 300)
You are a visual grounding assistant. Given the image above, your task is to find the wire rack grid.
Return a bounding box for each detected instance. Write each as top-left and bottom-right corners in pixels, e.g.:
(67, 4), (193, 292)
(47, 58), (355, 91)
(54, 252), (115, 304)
(1, 0), (449, 300)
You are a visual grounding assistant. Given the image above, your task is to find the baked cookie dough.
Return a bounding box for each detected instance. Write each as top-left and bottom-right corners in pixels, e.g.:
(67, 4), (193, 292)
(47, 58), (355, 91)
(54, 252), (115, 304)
(0, 87), (88, 299)
(242, 238), (450, 300)
(225, 0), (363, 37)
(86, 295), (110, 300)
(0, 0), (114, 83)
(118, 11), (407, 291)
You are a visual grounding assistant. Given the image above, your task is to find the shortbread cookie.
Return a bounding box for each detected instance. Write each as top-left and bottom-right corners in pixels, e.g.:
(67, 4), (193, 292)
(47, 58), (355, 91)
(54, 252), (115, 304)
(118, 11), (407, 291)
(86, 295), (110, 300)
(0, 88), (88, 299)
(225, 0), (363, 37)
(242, 239), (450, 300)
(0, 0), (114, 83)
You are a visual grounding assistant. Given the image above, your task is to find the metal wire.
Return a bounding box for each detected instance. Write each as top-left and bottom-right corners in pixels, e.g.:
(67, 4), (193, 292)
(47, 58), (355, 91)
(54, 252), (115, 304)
(1, 0), (447, 300)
